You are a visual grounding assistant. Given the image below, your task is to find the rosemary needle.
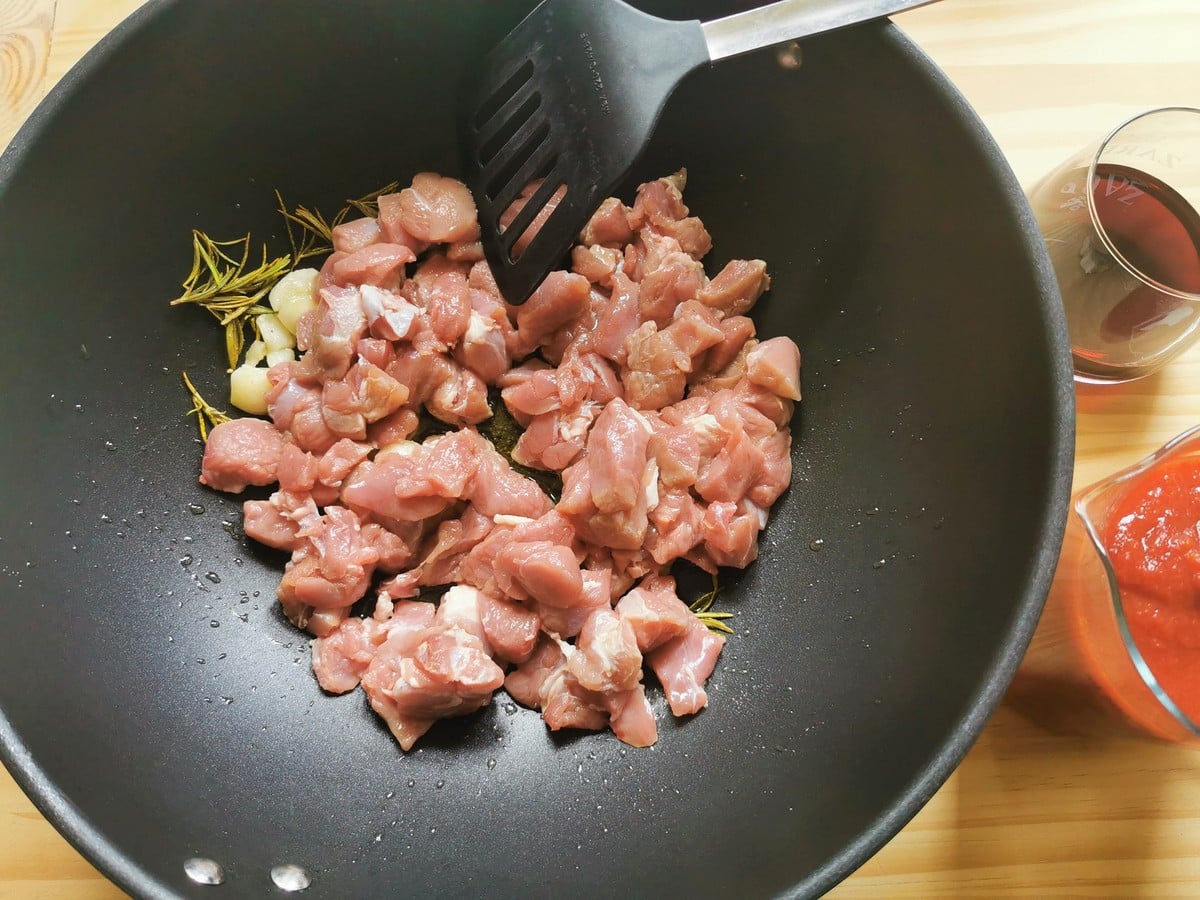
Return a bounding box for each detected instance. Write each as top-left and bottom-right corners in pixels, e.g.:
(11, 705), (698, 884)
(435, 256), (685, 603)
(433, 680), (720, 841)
(690, 573), (735, 635)
(180, 371), (230, 442)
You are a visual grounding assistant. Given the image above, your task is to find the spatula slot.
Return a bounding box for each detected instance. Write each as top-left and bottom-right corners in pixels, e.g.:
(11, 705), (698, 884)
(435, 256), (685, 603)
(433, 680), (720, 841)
(484, 122), (552, 205)
(502, 180), (569, 264)
(472, 57), (534, 131)
(477, 91), (543, 168)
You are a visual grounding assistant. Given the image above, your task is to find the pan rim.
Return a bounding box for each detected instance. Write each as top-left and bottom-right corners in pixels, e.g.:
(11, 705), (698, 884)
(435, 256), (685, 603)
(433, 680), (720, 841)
(0, 6), (184, 896)
(0, 4), (1075, 899)
(786, 20), (1076, 900)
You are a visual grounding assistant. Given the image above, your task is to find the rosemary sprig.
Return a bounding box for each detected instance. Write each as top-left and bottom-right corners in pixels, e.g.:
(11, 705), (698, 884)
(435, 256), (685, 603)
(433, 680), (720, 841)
(171, 232), (289, 323)
(275, 190), (335, 263)
(689, 573), (734, 635)
(176, 183), (404, 365)
(173, 181), (407, 436)
(345, 181), (400, 218)
(181, 371), (230, 441)
(275, 181), (402, 265)
(170, 232), (288, 368)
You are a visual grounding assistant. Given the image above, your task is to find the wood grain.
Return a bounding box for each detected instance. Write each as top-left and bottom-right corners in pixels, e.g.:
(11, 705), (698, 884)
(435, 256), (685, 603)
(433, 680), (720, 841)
(0, 0), (56, 147)
(3, 0), (1200, 897)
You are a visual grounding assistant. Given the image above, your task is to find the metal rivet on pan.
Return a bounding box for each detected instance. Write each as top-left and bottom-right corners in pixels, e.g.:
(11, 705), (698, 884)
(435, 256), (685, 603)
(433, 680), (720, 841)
(776, 41), (802, 70)
(183, 857), (225, 886)
(270, 864), (311, 892)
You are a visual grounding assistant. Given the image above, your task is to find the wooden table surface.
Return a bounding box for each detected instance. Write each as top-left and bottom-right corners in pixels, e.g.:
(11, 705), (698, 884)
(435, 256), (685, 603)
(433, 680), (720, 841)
(4, 0), (1200, 896)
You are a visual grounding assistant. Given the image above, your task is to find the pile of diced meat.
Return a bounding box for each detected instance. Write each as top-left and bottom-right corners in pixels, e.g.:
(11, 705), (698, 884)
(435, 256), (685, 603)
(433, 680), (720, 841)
(198, 170), (801, 749)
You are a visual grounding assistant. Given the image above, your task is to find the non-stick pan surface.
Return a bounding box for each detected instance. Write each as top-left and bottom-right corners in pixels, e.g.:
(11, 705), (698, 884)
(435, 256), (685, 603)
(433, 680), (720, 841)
(0, 1), (1073, 896)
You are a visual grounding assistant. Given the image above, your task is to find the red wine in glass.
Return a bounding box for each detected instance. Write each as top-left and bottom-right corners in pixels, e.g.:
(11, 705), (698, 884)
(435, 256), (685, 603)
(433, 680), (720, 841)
(1067, 164), (1200, 381)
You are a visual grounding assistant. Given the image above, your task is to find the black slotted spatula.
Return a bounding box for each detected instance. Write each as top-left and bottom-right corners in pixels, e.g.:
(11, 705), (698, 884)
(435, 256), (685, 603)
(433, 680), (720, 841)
(461, 0), (939, 304)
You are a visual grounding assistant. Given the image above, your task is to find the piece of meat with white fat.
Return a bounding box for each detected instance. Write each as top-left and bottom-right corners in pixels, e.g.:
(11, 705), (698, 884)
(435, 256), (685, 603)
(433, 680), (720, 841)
(342, 429), (480, 522)
(511, 403), (597, 472)
(312, 616), (383, 694)
(539, 659), (609, 733)
(493, 540), (583, 608)
(602, 683), (658, 748)
(426, 361), (491, 426)
(587, 398), (650, 514)
(695, 258), (770, 318)
(332, 244), (415, 291)
(357, 600), (442, 750)
(402, 629), (505, 717)
(199, 418), (286, 493)
(331, 216), (382, 254)
(321, 360), (408, 436)
(504, 636), (563, 708)
(394, 173), (481, 244)
(435, 584), (491, 652)
(242, 490), (316, 552)
(566, 608), (643, 693)
(478, 592), (541, 664)
(745, 336), (802, 401)
(417, 505), (494, 586)
(647, 613), (725, 717)
(278, 505), (380, 610)
(557, 456), (649, 551)
(534, 567), (611, 640)
(468, 443), (554, 520)
(359, 285), (419, 343)
(412, 255), (472, 348)
(311, 285), (369, 381)
(466, 262), (521, 364)
(457, 510), (576, 597)
(357, 597), (503, 750)
(615, 575), (694, 651)
(513, 271), (590, 355)
(630, 171), (712, 260)
(280, 601), (348, 638)
(453, 311), (511, 385)
(580, 197), (634, 248)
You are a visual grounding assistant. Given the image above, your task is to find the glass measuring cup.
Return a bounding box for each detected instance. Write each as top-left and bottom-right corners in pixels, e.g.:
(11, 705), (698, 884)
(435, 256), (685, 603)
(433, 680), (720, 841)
(1011, 425), (1200, 742)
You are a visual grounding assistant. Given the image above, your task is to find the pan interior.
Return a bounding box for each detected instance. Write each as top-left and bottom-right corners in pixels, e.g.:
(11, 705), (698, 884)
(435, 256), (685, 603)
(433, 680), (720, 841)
(0, 1), (1071, 897)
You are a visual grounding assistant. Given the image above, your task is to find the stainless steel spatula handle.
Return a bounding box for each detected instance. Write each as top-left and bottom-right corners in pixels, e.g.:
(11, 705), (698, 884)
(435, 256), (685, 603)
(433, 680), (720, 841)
(702, 0), (939, 62)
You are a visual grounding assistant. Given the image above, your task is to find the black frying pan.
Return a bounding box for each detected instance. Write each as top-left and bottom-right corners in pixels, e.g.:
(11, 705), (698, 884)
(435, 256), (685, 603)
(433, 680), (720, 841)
(0, 1), (1073, 896)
